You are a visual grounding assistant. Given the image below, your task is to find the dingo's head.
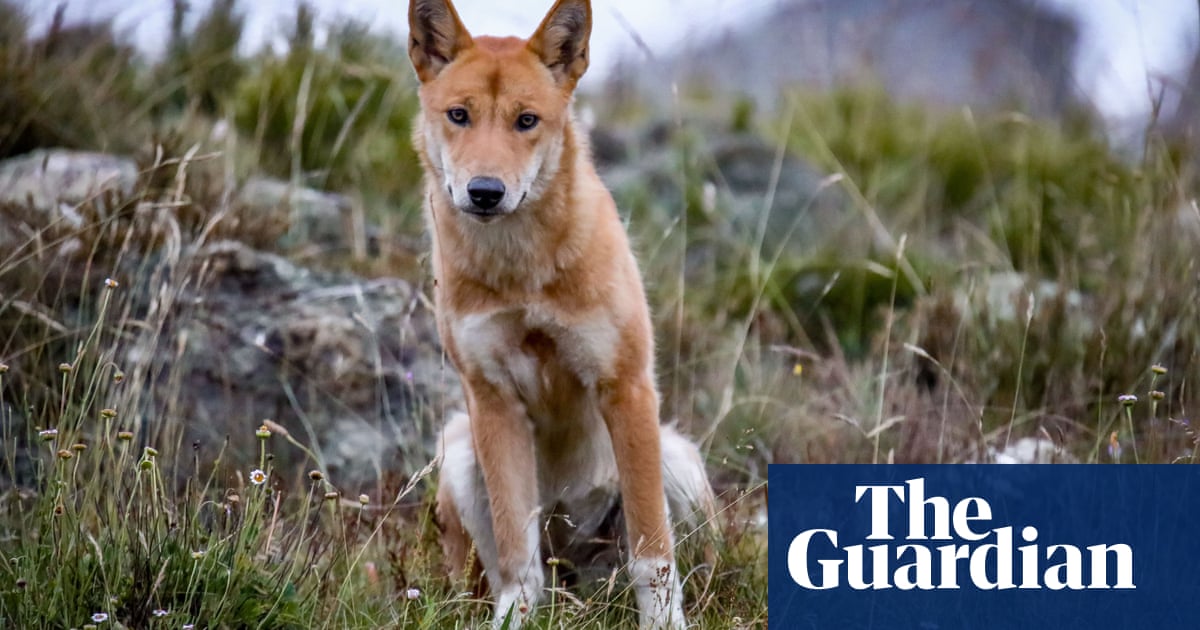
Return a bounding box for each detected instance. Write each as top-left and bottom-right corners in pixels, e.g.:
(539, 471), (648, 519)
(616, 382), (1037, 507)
(408, 0), (591, 222)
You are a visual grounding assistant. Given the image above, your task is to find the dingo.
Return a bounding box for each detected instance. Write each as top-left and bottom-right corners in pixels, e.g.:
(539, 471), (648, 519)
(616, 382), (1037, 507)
(406, 0), (715, 627)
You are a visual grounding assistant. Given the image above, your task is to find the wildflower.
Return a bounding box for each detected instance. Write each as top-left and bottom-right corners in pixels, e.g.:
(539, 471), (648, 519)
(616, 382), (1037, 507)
(112, 370), (124, 383)
(38, 428), (58, 442)
(1118, 394), (1137, 407)
(152, 609), (169, 618)
(104, 277), (119, 289)
(117, 430), (134, 442)
(91, 612), (108, 623)
(323, 491), (339, 501)
(358, 494), (370, 506)
(191, 550), (205, 560)
(0, 363), (8, 374)
(249, 469), (267, 486)
(792, 363), (803, 376)
(1150, 390), (1165, 401)
(1151, 364), (1168, 375)
(1108, 432), (1122, 461)
(57, 449), (73, 460)
(15, 578), (26, 590)
(183, 624), (195, 630)
(140, 459), (154, 471)
(308, 469), (324, 481)
(406, 587), (421, 600)
(255, 424), (271, 439)
(144, 446), (159, 458)
(72, 443), (88, 452)
(58, 362), (72, 374)
(100, 408), (117, 419)
(404, 370), (414, 382)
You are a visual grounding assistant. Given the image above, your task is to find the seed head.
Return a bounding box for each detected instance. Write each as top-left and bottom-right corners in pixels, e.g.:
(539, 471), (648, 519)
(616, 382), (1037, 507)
(1151, 364), (1168, 375)
(100, 408), (117, 419)
(358, 494), (370, 506)
(139, 459), (154, 471)
(308, 469), (324, 481)
(1150, 390), (1166, 401)
(56, 449), (73, 460)
(191, 550), (205, 560)
(72, 443), (87, 452)
(58, 363), (72, 374)
(261, 419), (290, 437)
(117, 430), (134, 442)
(323, 491), (339, 501)
(112, 370), (124, 383)
(53, 504), (64, 515)
(143, 446), (159, 458)
(0, 363), (8, 374)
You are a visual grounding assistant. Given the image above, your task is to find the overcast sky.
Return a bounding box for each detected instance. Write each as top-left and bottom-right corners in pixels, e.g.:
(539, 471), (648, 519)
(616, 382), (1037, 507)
(19, 0), (1200, 122)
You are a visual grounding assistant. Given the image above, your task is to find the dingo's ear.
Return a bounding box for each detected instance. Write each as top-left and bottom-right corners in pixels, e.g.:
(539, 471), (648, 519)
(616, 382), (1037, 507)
(528, 0), (591, 89)
(408, 0), (473, 82)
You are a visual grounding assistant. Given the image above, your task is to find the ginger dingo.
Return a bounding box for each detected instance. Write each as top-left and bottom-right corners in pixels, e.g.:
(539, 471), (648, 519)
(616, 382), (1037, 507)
(407, 0), (715, 627)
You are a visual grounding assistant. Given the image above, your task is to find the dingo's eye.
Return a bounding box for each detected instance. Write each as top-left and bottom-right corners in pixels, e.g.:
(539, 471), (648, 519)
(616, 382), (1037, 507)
(447, 107), (470, 126)
(516, 113), (539, 131)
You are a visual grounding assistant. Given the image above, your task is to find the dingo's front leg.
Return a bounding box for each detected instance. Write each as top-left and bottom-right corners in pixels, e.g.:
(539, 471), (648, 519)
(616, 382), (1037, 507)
(599, 374), (685, 629)
(466, 376), (544, 628)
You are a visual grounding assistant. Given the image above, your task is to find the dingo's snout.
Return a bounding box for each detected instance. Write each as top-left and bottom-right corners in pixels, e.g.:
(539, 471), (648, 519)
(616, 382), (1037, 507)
(466, 176), (506, 213)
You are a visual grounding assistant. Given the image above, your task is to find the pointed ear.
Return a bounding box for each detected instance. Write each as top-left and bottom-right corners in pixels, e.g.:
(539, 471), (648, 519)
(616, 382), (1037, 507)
(408, 0), (474, 82)
(528, 0), (591, 89)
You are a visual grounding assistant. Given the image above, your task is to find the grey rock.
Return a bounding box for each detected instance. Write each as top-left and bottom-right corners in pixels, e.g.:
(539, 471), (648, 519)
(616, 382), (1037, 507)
(236, 176), (365, 255)
(0, 149), (138, 255)
(0, 149), (138, 212)
(607, 0), (1079, 117)
(156, 240), (459, 486)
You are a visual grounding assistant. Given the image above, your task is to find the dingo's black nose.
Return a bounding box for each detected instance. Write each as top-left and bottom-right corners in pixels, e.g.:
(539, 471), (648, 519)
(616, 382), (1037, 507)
(467, 177), (505, 211)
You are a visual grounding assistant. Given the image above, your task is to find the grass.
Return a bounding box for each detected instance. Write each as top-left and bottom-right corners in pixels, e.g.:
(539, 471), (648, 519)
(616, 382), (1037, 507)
(0, 0), (1197, 628)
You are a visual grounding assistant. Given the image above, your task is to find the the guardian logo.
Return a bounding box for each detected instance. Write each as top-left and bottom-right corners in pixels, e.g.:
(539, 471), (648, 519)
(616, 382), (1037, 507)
(787, 478), (1135, 591)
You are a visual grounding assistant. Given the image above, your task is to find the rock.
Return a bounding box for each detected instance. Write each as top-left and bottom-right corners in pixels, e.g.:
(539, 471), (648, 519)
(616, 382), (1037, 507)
(0, 149), (457, 488)
(0, 149), (138, 254)
(599, 127), (847, 255)
(0, 148), (138, 211)
(236, 176), (371, 256)
(606, 0), (1079, 117)
(152, 240), (459, 487)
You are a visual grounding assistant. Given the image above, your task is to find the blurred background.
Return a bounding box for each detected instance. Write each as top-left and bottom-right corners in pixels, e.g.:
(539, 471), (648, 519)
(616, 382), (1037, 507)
(17, 0), (1200, 124)
(1, 1), (1198, 627)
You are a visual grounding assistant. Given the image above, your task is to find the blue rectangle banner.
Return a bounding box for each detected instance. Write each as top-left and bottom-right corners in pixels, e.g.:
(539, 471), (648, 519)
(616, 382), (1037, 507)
(768, 465), (1200, 629)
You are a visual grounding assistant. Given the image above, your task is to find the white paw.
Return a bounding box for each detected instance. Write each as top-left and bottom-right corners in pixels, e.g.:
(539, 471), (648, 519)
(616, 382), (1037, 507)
(494, 582), (538, 629)
(630, 558), (687, 629)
